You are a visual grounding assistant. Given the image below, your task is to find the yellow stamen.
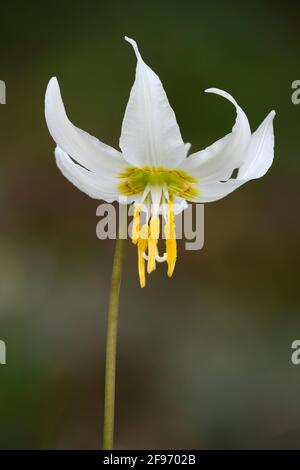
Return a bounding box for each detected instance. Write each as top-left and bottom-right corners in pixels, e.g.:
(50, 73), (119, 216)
(147, 215), (160, 274)
(164, 202), (177, 277)
(137, 224), (149, 288)
(131, 204), (141, 245)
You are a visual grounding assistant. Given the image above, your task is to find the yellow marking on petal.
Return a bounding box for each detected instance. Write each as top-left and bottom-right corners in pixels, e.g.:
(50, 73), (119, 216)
(137, 224), (149, 288)
(131, 204), (141, 245)
(164, 202), (177, 277)
(118, 166), (199, 201)
(147, 215), (160, 274)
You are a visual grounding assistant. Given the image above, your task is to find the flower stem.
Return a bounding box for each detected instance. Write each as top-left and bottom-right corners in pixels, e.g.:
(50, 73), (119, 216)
(102, 231), (125, 450)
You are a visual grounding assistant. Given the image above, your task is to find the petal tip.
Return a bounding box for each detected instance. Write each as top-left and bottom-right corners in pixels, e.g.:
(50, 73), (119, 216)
(264, 109), (276, 123)
(204, 87), (239, 108)
(124, 36), (140, 59)
(46, 77), (60, 99)
(124, 36), (136, 46)
(205, 87), (222, 95)
(47, 76), (58, 88)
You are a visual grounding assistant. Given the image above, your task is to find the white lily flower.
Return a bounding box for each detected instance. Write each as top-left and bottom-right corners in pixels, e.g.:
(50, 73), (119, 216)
(45, 36), (275, 288)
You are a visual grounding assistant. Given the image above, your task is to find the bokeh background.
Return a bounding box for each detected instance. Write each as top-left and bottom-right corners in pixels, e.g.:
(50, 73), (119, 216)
(0, 0), (299, 449)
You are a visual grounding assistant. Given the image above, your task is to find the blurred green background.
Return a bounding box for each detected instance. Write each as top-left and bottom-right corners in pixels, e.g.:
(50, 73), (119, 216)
(0, 0), (299, 449)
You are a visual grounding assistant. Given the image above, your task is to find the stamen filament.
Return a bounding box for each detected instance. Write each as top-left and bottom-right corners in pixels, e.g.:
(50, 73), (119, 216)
(147, 215), (160, 274)
(137, 224), (149, 288)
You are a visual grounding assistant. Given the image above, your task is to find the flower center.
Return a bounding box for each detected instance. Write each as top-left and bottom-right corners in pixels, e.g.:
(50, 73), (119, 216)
(117, 166), (199, 288)
(117, 166), (199, 200)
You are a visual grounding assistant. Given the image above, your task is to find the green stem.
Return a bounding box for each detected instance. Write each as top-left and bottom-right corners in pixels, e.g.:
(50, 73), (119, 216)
(102, 232), (125, 450)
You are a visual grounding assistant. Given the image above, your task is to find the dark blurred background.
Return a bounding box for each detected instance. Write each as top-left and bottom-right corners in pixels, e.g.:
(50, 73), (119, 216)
(0, 0), (299, 449)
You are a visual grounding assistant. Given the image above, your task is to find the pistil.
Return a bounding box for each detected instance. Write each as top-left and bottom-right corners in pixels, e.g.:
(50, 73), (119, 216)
(147, 215), (160, 274)
(137, 224), (149, 288)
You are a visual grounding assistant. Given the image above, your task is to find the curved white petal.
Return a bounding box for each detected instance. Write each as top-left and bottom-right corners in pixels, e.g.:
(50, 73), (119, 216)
(192, 178), (247, 203)
(191, 110), (275, 203)
(159, 196), (188, 216)
(55, 147), (121, 202)
(238, 110), (275, 179)
(45, 77), (126, 176)
(173, 197), (188, 215)
(179, 88), (251, 181)
(120, 37), (186, 168)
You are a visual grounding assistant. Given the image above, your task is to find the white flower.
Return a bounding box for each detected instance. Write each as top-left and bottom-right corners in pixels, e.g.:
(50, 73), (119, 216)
(45, 36), (275, 288)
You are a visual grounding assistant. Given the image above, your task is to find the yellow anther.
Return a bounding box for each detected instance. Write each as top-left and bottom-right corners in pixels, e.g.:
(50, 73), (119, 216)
(131, 204), (141, 245)
(164, 202), (177, 277)
(147, 215), (160, 274)
(137, 223), (149, 288)
(166, 239), (177, 277)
